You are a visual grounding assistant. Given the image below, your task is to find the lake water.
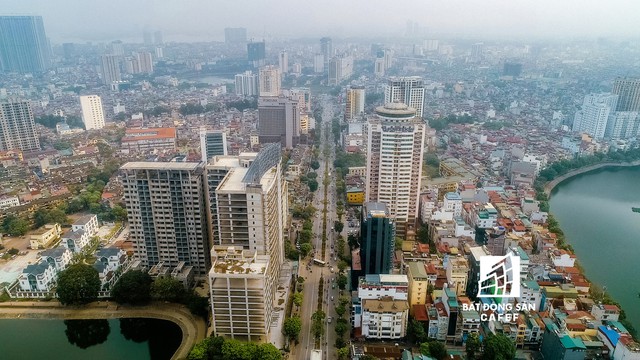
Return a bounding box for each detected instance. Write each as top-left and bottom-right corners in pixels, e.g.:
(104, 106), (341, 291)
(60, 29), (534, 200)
(550, 166), (640, 330)
(0, 318), (182, 360)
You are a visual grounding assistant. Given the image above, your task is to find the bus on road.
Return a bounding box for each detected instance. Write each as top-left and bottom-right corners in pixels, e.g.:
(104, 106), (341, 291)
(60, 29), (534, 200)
(313, 258), (326, 266)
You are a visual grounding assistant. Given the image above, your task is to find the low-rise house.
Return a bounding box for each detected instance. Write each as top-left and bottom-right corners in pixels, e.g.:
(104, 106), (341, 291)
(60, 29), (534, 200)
(30, 223), (63, 249)
(361, 296), (409, 339)
(18, 262), (57, 292)
(40, 247), (72, 271)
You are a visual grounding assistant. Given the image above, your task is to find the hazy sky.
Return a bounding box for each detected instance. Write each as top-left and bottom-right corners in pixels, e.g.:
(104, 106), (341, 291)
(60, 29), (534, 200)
(4, 0), (640, 43)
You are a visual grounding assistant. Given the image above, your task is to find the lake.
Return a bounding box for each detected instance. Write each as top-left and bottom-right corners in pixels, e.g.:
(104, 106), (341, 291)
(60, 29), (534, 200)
(550, 166), (640, 330)
(0, 318), (182, 360)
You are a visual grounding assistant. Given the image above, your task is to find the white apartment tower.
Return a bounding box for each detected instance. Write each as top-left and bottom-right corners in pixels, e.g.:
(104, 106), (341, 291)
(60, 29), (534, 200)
(259, 65), (281, 97)
(100, 54), (121, 85)
(366, 103), (425, 239)
(0, 99), (39, 151)
(345, 85), (366, 121)
(235, 71), (259, 96)
(120, 162), (210, 274)
(80, 95), (105, 130)
(136, 52), (154, 73)
(384, 76), (426, 118)
(278, 50), (288, 75)
(573, 93), (619, 139)
(206, 144), (288, 340)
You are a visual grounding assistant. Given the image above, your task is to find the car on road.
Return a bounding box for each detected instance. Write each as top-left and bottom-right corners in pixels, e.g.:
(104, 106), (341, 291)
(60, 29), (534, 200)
(330, 267), (334, 272)
(332, 283), (335, 289)
(327, 317), (332, 323)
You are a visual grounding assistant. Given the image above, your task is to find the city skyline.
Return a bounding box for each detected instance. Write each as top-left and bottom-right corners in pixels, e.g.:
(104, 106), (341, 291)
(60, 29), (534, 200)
(3, 0), (640, 43)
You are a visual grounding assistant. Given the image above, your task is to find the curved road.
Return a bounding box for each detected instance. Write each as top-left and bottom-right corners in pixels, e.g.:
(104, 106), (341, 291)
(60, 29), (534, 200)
(0, 301), (206, 360)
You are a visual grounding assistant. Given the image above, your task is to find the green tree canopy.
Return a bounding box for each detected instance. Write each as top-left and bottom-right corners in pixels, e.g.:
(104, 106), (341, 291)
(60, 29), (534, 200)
(336, 274), (348, 290)
(482, 334), (516, 360)
(111, 270), (152, 305)
(283, 316), (302, 341)
(293, 292), (303, 307)
(57, 264), (101, 305)
(299, 243), (312, 257)
(429, 341), (448, 360)
(151, 276), (186, 303)
(2, 214), (30, 236)
(466, 332), (482, 359)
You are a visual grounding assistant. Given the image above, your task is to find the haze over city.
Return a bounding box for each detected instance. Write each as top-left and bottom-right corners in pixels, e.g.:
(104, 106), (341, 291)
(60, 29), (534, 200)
(4, 0), (640, 42)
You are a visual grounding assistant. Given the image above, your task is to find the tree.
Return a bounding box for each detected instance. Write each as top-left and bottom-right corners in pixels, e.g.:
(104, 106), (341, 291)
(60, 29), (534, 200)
(221, 338), (254, 360)
(466, 332), (482, 359)
(310, 160), (320, 170)
(64, 319), (110, 349)
(283, 316), (302, 341)
(336, 274), (347, 290)
(335, 320), (348, 337)
(335, 303), (346, 318)
(337, 347), (350, 359)
(409, 319), (428, 344)
(300, 243), (312, 257)
(308, 179), (319, 192)
(482, 334), (516, 360)
(312, 310), (326, 340)
(297, 276), (305, 284)
(2, 215), (29, 236)
(429, 341), (448, 360)
(293, 292), (303, 307)
(111, 270), (152, 305)
(151, 276), (186, 303)
(256, 343), (282, 360)
(337, 260), (348, 272)
(334, 221), (344, 233)
(420, 342), (431, 355)
(57, 264), (101, 305)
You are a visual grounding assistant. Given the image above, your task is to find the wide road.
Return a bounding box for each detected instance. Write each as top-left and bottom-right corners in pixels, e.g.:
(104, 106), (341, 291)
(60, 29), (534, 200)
(295, 96), (340, 360)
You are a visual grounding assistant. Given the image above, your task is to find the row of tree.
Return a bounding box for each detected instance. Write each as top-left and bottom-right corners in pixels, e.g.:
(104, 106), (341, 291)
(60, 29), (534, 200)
(188, 336), (281, 360)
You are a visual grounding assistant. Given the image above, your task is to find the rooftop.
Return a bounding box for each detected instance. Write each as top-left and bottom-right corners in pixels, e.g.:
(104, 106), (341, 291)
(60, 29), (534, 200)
(122, 127), (176, 141)
(121, 161), (202, 171)
(362, 297), (409, 313)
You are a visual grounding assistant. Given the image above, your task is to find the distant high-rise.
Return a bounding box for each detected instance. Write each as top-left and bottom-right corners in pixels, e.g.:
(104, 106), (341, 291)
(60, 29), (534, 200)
(258, 92), (300, 149)
(258, 65), (281, 97)
(143, 31), (153, 45)
(200, 129), (228, 162)
(278, 50), (288, 75)
(503, 62), (523, 77)
(328, 56), (353, 85)
(235, 71), (259, 96)
(470, 42), (484, 62)
(384, 76), (426, 118)
(100, 54), (121, 85)
(0, 100), (39, 151)
(313, 54), (324, 73)
(320, 37), (332, 67)
(120, 162), (210, 274)
(224, 27), (247, 44)
(605, 111), (640, 139)
(345, 85), (365, 121)
(247, 41), (266, 67)
(572, 93), (618, 139)
(109, 40), (124, 56)
(0, 16), (50, 73)
(366, 103), (425, 239)
(80, 95), (105, 130)
(136, 52), (154, 73)
(359, 202), (395, 276)
(153, 31), (163, 45)
(612, 78), (640, 112)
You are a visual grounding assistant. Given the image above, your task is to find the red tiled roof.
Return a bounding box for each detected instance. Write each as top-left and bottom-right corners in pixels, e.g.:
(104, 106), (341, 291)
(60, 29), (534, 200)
(413, 305), (429, 321)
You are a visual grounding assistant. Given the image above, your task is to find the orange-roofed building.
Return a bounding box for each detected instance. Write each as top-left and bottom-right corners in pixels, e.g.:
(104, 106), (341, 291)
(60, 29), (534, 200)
(121, 127), (177, 152)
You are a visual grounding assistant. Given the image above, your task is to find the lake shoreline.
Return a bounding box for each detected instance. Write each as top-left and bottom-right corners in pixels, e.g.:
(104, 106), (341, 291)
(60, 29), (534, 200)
(0, 300), (205, 360)
(544, 160), (640, 196)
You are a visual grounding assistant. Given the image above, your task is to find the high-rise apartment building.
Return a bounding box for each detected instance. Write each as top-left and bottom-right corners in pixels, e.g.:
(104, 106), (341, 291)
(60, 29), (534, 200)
(320, 37), (333, 66)
(200, 128), (228, 162)
(136, 52), (154, 73)
(328, 56), (353, 85)
(80, 95), (105, 130)
(224, 27), (247, 44)
(247, 41), (266, 67)
(153, 31), (163, 45)
(289, 87), (312, 113)
(0, 16), (50, 73)
(605, 111), (640, 139)
(345, 85), (366, 121)
(100, 54), (121, 85)
(612, 78), (640, 112)
(359, 202), (395, 275)
(0, 100), (39, 151)
(258, 92), (301, 149)
(120, 162), (210, 274)
(258, 65), (281, 97)
(384, 76), (426, 118)
(207, 144), (288, 341)
(313, 54), (324, 73)
(366, 103), (425, 239)
(470, 42), (484, 62)
(235, 71), (259, 96)
(572, 93), (619, 139)
(278, 50), (288, 75)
